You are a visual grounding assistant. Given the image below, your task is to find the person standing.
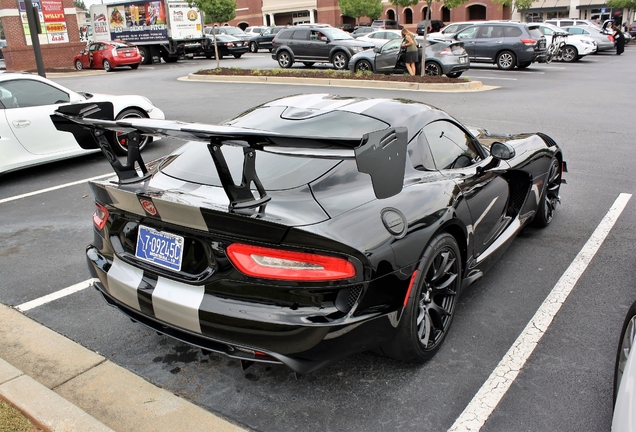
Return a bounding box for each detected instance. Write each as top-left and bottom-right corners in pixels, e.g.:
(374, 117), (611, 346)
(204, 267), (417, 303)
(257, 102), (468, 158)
(612, 24), (625, 55)
(401, 28), (418, 76)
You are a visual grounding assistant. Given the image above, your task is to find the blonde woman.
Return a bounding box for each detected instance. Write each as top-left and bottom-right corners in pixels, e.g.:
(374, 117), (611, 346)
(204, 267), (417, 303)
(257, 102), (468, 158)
(401, 28), (418, 76)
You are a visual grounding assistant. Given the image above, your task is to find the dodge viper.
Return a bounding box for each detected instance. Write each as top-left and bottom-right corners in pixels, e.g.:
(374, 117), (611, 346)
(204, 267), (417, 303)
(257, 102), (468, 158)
(52, 94), (566, 374)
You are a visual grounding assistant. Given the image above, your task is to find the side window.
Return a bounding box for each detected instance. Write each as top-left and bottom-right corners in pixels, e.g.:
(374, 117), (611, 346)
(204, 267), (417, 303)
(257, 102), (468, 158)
(478, 26), (502, 38)
(0, 79), (70, 108)
(381, 39), (401, 52)
(504, 26), (522, 37)
(277, 29), (294, 39)
(561, 20), (574, 26)
(408, 132), (436, 171)
(293, 29), (310, 40)
(423, 120), (480, 170)
(456, 26), (479, 39)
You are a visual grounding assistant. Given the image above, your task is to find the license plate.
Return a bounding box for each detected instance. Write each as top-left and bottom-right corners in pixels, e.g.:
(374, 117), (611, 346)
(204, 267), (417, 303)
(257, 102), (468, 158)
(126, 52), (131, 56)
(135, 225), (184, 271)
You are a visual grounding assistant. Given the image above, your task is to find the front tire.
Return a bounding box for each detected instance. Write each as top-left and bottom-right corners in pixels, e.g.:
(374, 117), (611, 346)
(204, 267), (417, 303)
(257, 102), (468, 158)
(75, 60), (83, 70)
(331, 51), (349, 70)
(139, 46), (152, 65)
(354, 59), (373, 72)
(533, 157), (562, 227)
(496, 50), (516, 70)
(379, 233), (461, 362)
(113, 109), (152, 156)
(446, 71), (462, 78)
(277, 51), (292, 68)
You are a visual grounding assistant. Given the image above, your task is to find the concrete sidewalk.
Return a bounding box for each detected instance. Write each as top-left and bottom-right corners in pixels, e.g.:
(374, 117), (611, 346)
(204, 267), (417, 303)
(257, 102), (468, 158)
(0, 304), (247, 432)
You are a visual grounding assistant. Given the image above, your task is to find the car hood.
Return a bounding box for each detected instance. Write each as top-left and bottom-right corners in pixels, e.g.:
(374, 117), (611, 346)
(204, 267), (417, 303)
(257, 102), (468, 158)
(332, 39), (374, 48)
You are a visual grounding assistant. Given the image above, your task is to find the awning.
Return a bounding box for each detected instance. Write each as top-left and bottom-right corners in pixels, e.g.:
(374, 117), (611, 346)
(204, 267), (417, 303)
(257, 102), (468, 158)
(522, 0), (570, 12)
(575, 3), (608, 9)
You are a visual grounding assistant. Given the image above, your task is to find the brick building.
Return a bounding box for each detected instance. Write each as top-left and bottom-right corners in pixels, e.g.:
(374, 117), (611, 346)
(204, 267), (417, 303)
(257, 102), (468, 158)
(227, 0), (511, 31)
(0, 0), (85, 71)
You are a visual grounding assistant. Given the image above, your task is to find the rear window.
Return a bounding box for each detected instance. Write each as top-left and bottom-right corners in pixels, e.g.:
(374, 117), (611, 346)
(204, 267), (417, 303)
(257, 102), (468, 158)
(527, 28), (543, 39)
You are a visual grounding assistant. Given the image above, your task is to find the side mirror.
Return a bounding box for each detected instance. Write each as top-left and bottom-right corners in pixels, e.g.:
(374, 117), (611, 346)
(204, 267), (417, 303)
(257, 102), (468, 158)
(490, 141), (515, 160)
(320, 36), (328, 42)
(374, 46), (381, 53)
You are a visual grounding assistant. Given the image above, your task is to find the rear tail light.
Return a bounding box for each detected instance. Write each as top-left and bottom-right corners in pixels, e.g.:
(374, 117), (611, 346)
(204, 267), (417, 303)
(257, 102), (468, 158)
(227, 243), (356, 281)
(112, 48), (118, 57)
(93, 203), (109, 230)
(438, 47), (453, 56)
(226, 42), (235, 47)
(521, 38), (537, 46)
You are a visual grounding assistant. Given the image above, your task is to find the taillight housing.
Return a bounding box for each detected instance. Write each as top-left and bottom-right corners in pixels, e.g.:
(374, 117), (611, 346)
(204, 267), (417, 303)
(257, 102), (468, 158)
(93, 203), (109, 230)
(438, 47), (453, 56)
(112, 48), (118, 57)
(226, 243), (356, 281)
(521, 38), (537, 46)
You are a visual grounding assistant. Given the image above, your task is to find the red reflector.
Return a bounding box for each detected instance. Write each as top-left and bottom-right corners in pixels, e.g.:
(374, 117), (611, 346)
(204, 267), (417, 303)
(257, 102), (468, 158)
(521, 38), (537, 46)
(93, 203), (109, 230)
(226, 243), (356, 281)
(403, 270), (419, 307)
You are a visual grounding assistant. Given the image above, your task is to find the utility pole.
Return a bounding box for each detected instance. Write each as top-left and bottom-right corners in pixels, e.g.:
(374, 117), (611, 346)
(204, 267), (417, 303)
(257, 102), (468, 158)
(24, 0), (46, 77)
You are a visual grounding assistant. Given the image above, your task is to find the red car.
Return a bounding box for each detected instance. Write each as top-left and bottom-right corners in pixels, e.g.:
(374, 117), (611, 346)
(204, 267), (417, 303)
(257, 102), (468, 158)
(74, 40), (142, 72)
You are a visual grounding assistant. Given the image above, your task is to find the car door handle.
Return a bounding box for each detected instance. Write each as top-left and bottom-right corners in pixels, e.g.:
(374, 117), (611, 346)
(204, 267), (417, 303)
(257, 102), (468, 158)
(12, 120), (31, 128)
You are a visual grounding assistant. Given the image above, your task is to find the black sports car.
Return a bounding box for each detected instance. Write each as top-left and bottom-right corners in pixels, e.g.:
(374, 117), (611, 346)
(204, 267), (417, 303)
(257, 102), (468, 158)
(52, 94), (566, 374)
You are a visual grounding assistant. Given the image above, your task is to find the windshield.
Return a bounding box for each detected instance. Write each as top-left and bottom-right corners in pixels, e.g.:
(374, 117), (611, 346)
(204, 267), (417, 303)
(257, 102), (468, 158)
(322, 27), (354, 40)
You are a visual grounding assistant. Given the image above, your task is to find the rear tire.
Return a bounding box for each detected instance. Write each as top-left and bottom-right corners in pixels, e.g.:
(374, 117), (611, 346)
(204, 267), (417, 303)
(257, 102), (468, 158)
(113, 109), (152, 156)
(139, 46), (152, 65)
(424, 61), (442, 76)
(446, 71), (462, 78)
(233, 53), (243, 58)
(103, 59), (112, 72)
(561, 45), (578, 62)
(496, 50), (516, 70)
(302, 62), (315, 67)
(277, 51), (292, 68)
(379, 233), (461, 362)
(249, 42), (258, 53)
(332, 51), (349, 70)
(614, 301), (636, 404)
(131, 64), (139, 69)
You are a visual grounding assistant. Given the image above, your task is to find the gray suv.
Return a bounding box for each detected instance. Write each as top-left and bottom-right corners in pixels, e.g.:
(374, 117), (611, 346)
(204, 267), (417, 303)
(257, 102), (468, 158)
(271, 26), (374, 70)
(451, 22), (547, 69)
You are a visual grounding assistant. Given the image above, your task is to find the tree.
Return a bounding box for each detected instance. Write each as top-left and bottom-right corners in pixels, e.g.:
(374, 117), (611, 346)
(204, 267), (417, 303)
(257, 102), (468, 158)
(74, 0), (86, 10)
(338, 0), (384, 23)
(389, 0), (418, 25)
(188, 0), (236, 68)
(491, 0), (535, 14)
(607, 0), (636, 25)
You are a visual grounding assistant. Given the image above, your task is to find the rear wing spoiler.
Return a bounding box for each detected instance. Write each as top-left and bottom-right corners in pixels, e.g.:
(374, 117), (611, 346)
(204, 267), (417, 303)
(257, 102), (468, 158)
(52, 102), (407, 210)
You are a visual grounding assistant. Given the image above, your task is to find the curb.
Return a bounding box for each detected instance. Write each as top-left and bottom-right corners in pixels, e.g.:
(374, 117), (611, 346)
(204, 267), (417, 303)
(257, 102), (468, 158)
(0, 304), (246, 432)
(182, 73), (497, 92)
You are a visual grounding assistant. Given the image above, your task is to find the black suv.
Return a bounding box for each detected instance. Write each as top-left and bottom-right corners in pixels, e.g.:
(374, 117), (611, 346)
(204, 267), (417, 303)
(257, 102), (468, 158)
(451, 22), (546, 69)
(271, 25), (374, 70)
(248, 26), (286, 53)
(417, 19), (445, 35)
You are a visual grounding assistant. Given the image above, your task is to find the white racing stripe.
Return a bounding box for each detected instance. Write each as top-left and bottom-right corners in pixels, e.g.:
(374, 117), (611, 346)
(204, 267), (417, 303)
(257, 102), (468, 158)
(16, 279), (96, 312)
(449, 193), (632, 432)
(0, 173), (112, 205)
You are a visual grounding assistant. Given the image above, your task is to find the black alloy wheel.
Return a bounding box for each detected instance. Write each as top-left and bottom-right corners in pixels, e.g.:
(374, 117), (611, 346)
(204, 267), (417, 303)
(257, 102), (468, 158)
(425, 61), (442, 76)
(379, 233), (461, 362)
(113, 109), (152, 156)
(533, 157), (562, 227)
(354, 59), (373, 72)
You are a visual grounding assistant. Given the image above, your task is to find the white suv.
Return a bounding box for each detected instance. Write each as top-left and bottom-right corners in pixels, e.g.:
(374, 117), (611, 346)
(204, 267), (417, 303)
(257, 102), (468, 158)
(538, 23), (597, 62)
(545, 19), (600, 29)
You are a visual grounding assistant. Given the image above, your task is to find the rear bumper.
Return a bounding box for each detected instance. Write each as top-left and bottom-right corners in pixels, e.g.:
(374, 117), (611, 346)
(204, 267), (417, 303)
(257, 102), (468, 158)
(86, 245), (403, 373)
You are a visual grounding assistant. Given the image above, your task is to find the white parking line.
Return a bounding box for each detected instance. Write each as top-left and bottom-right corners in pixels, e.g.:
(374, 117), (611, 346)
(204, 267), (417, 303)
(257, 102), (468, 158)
(449, 192), (632, 432)
(465, 75), (519, 81)
(0, 174), (112, 205)
(16, 279), (97, 312)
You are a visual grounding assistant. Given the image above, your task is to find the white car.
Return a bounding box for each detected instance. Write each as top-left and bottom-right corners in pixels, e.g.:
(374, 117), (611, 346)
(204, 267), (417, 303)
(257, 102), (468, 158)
(612, 301), (636, 431)
(538, 23), (597, 62)
(0, 72), (165, 175)
(355, 29), (402, 48)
